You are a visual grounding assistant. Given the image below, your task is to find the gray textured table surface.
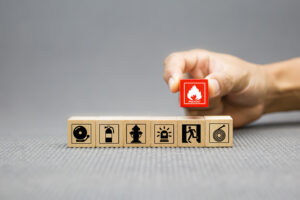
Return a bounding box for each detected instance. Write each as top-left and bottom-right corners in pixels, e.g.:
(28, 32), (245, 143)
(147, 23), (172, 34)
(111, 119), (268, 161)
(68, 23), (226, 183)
(1, 112), (300, 200)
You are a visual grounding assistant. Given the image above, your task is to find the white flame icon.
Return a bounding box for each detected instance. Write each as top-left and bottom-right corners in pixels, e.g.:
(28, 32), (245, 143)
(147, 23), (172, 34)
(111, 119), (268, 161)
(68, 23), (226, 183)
(187, 85), (202, 100)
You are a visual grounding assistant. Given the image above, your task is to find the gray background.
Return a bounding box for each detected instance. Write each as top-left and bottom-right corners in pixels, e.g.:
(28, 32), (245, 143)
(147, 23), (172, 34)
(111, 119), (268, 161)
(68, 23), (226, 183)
(0, 0), (299, 200)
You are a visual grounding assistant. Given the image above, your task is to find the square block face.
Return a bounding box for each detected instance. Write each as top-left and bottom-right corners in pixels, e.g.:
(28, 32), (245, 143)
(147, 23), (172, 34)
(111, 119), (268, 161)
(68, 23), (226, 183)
(177, 118), (205, 147)
(124, 121), (150, 147)
(180, 79), (209, 107)
(151, 121), (177, 147)
(205, 116), (233, 147)
(68, 119), (95, 147)
(96, 121), (123, 147)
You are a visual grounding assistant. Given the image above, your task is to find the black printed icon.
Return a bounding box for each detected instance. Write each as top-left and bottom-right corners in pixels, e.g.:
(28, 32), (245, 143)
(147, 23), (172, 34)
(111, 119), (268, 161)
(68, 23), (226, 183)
(104, 126), (114, 143)
(182, 124), (201, 143)
(130, 125), (143, 143)
(213, 125), (226, 142)
(99, 124), (119, 144)
(156, 125), (172, 142)
(73, 126), (90, 142)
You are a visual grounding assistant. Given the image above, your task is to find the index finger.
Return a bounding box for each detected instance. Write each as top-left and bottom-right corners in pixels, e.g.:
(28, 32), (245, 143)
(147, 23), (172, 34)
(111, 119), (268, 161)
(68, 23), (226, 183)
(163, 49), (210, 93)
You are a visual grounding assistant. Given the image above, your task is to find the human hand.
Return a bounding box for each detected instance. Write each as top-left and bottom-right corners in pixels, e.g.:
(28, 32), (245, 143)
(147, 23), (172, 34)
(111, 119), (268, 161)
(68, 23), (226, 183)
(163, 49), (269, 127)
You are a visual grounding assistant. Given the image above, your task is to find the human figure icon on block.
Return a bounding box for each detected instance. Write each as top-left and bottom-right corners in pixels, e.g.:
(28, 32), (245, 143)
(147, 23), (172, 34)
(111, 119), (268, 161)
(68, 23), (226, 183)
(182, 124), (201, 143)
(187, 126), (197, 143)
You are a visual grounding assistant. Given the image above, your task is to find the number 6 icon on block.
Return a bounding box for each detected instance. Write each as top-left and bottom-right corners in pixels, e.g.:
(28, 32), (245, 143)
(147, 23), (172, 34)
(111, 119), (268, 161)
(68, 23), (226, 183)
(180, 79), (209, 107)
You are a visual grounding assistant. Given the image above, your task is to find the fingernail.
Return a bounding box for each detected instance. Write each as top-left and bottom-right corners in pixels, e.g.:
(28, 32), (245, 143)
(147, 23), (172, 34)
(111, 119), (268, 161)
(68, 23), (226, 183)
(208, 79), (220, 97)
(168, 77), (175, 91)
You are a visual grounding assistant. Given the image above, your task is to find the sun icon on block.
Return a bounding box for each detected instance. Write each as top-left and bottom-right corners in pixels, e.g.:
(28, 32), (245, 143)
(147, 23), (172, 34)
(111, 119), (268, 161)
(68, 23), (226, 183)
(157, 126), (172, 142)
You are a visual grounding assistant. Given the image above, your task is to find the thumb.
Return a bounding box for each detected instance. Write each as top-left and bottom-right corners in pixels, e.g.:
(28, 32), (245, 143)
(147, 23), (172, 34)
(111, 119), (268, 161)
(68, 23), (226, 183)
(206, 72), (235, 98)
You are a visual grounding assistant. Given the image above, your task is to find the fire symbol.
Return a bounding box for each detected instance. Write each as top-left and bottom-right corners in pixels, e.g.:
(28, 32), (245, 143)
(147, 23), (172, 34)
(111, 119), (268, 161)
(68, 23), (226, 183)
(187, 85), (202, 100)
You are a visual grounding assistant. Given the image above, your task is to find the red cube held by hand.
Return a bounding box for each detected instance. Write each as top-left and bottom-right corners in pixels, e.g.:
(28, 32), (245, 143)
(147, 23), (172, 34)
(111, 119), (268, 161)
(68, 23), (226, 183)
(180, 79), (209, 107)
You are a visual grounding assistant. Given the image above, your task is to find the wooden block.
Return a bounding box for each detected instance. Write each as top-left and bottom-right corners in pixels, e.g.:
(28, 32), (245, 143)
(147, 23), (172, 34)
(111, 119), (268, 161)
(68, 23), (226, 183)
(95, 117), (124, 147)
(204, 116), (233, 147)
(150, 117), (178, 147)
(180, 79), (209, 108)
(68, 116), (96, 147)
(177, 116), (205, 147)
(123, 117), (151, 147)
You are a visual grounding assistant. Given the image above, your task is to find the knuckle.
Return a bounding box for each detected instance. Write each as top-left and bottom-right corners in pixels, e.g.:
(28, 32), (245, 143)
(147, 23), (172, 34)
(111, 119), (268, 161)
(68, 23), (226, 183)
(192, 48), (209, 54)
(164, 52), (182, 65)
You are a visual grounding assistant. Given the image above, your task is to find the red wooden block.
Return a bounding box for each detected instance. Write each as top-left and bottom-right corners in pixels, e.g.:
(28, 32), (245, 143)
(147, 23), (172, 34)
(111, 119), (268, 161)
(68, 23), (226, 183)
(180, 79), (209, 107)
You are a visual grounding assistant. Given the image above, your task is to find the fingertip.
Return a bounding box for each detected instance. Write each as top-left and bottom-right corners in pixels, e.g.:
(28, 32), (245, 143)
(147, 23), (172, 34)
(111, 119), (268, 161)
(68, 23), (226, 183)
(168, 74), (180, 93)
(169, 78), (180, 93)
(168, 77), (175, 91)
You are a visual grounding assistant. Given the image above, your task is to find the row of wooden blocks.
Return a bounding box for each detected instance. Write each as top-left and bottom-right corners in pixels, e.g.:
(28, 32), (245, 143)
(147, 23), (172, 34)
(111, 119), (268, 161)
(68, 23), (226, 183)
(68, 116), (233, 147)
